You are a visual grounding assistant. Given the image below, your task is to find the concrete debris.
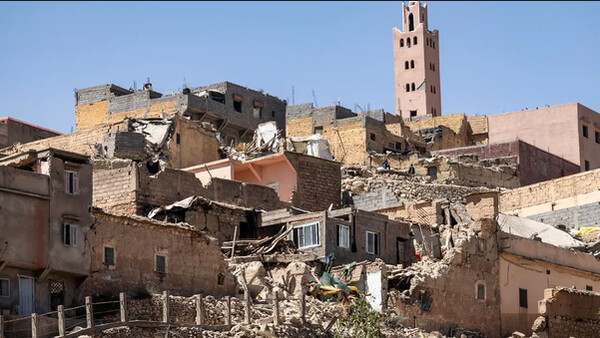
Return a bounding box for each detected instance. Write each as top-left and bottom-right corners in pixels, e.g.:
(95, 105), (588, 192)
(497, 213), (586, 249)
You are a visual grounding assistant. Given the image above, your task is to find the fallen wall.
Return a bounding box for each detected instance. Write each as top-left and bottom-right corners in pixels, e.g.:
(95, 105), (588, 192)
(533, 288), (600, 338)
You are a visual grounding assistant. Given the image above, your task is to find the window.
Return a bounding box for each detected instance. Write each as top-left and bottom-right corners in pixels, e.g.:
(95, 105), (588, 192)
(104, 247), (115, 266)
(410, 60), (415, 69)
(585, 160), (590, 171)
(405, 61), (409, 70)
(366, 231), (379, 255)
(519, 288), (528, 308)
(405, 83), (410, 92)
(176, 133), (181, 144)
(408, 13), (414, 31)
(410, 110), (417, 118)
(0, 279), (9, 297)
(395, 142), (402, 151)
(596, 131), (600, 144)
(583, 125), (589, 138)
(413, 36), (417, 45)
(586, 285), (593, 291)
(407, 37), (411, 47)
(338, 225), (350, 249)
(64, 170), (79, 195)
(63, 223), (77, 246)
(370, 133), (376, 141)
(476, 282), (486, 300)
(155, 255), (166, 273)
(253, 106), (263, 119)
(292, 222), (321, 249)
(400, 39), (404, 47)
(271, 110), (276, 118)
(49, 280), (64, 311)
(388, 142), (395, 149)
(411, 83), (415, 91)
(314, 126), (323, 135)
(233, 100), (243, 113)
(427, 38), (430, 46)
(433, 41), (435, 49)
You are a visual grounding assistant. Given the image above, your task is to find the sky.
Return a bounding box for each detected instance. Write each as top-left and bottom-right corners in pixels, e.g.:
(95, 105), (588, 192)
(1, 1), (600, 134)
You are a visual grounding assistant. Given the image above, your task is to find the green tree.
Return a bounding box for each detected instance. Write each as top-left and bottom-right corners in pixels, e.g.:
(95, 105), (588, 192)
(334, 294), (385, 338)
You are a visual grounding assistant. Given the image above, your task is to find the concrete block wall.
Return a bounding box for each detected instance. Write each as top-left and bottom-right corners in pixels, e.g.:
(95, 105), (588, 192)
(286, 152), (341, 211)
(103, 132), (146, 159)
(527, 201), (600, 229)
(209, 178), (286, 211)
(137, 168), (209, 214)
(93, 162), (139, 214)
(351, 187), (403, 212)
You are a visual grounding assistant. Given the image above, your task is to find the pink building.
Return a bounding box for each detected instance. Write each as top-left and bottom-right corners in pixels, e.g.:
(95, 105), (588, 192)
(184, 151), (341, 212)
(488, 103), (600, 171)
(393, 1), (441, 120)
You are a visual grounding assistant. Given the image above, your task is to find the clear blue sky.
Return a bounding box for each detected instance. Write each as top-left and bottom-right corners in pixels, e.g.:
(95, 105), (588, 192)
(1, 1), (599, 134)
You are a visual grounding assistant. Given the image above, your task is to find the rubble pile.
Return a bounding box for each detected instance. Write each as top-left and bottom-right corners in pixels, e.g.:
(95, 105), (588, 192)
(342, 166), (491, 203)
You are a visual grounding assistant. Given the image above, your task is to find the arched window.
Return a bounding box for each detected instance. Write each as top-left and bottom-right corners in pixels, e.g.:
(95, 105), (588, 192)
(400, 39), (404, 47)
(406, 84), (410, 92)
(408, 13), (414, 32)
(413, 37), (417, 45)
(407, 38), (411, 47)
(411, 83), (415, 91)
(433, 41), (435, 49)
(426, 38), (430, 47)
(405, 61), (409, 69)
(410, 60), (415, 69)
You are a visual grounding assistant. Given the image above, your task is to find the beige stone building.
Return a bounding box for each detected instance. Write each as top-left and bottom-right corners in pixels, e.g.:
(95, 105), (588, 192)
(393, 1), (441, 120)
(0, 149), (92, 314)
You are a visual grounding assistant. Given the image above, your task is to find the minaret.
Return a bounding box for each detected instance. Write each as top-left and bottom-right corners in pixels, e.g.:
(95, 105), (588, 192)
(393, 1), (441, 120)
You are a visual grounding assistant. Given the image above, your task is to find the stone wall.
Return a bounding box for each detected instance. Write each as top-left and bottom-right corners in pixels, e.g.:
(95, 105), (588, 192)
(92, 160), (139, 214)
(81, 211), (237, 298)
(533, 288), (600, 337)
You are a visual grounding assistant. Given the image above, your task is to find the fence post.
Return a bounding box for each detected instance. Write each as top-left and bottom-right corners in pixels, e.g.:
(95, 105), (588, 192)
(0, 314), (4, 338)
(31, 313), (38, 338)
(58, 305), (65, 336)
(162, 291), (170, 323)
(244, 290), (251, 325)
(86, 296), (94, 328)
(120, 292), (128, 323)
(225, 296), (232, 326)
(273, 291), (280, 325)
(299, 294), (306, 324)
(195, 294), (204, 326)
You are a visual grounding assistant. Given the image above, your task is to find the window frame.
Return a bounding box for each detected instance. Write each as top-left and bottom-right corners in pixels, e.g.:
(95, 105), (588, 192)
(155, 254), (167, 273)
(585, 160), (590, 171)
(595, 131), (600, 144)
(104, 246), (115, 267)
(233, 100), (243, 113)
(475, 281), (486, 300)
(519, 288), (528, 308)
(338, 224), (350, 249)
(291, 222), (321, 249)
(0, 278), (9, 297)
(64, 170), (79, 195)
(63, 223), (77, 247)
(583, 125), (589, 138)
(365, 231), (379, 255)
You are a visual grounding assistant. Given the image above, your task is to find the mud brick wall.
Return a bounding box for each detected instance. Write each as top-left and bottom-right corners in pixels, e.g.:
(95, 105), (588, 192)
(286, 152), (341, 211)
(82, 212), (236, 298)
(499, 168), (600, 213)
(286, 116), (313, 138)
(322, 119), (366, 165)
(535, 288), (600, 337)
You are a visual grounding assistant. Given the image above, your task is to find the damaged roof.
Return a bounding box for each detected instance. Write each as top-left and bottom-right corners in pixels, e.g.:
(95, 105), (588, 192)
(497, 213), (585, 249)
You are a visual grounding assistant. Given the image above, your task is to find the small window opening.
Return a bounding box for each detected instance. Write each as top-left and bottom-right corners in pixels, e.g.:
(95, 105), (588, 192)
(405, 61), (409, 70)
(411, 83), (415, 91)
(314, 126), (323, 135)
(595, 131), (600, 144)
(476, 283), (486, 300)
(233, 100), (243, 113)
(176, 133), (181, 144)
(155, 255), (166, 273)
(400, 39), (404, 47)
(395, 142), (402, 150)
(585, 160), (590, 171)
(408, 13), (414, 31)
(406, 83), (410, 92)
(583, 125), (589, 138)
(519, 288), (528, 308)
(413, 36), (417, 45)
(217, 273), (225, 285)
(370, 133), (376, 141)
(104, 247), (115, 266)
(410, 110), (417, 118)
(407, 38), (411, 47)
(586, 285), (593, 291)
(410, 60), (415, 69)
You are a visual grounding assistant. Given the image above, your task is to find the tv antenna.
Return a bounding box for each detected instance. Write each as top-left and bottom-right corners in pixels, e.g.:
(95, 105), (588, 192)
(292, 86), (295, 105)
(312, 89), (319, 108)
